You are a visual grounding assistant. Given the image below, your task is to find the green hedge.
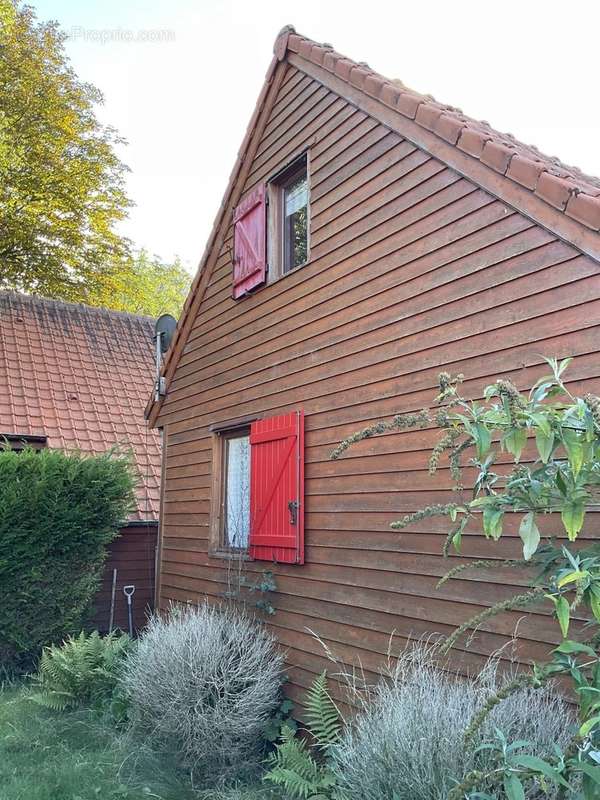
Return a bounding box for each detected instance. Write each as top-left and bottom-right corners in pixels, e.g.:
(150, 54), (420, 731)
(0, 447), (136, 672)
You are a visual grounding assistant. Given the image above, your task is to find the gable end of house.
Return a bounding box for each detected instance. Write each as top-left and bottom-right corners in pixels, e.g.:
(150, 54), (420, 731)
(147, 26), (600, 428)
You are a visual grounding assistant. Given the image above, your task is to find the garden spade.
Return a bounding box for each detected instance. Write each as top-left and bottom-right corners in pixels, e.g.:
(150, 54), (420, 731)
(123, 584), (136, 637)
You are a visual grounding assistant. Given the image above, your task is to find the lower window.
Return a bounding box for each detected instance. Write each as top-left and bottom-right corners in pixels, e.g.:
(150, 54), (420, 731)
(210, 412), (305, 564)
(222, 429), (250, 550)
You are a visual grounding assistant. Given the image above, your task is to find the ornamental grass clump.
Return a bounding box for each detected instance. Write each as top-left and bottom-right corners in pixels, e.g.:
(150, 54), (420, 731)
(330, 645), (574, 800)
(121, 602), (284, 787)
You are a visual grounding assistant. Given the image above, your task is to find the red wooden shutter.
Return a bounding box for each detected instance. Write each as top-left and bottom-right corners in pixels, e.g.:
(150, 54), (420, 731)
(232, 184), (267, 298)
(249, 411), (304, 564)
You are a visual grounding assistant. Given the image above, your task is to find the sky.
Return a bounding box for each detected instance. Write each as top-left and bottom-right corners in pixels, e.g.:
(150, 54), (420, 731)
(33, 0), (600, 274)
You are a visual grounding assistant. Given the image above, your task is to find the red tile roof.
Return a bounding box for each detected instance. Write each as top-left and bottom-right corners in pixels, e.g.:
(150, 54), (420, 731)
(0, 292), (160, 522)
(282, 27), (600, 231)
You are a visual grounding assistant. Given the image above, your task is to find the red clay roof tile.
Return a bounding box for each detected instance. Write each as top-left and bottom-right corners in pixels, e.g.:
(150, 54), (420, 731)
(379, 83), (400, 107)
(322, 50), (338, 72)
(415, 103), (444, 131)
(334, 58), (353, 81)
(287, 33), (302, 52)
(481, 140), (515, 174)
(434, 114), (466, 145)
(506, 155), (545, 190)
(535, 172), (576, 210)
(297, 39), (313, 59)
(364, 73), (386, 96)
(457, 128), (491, 158)
(396, 91), (423, 119)
(0, 292), (160, 522)
(310, 44), (327, 65)
(349, 65), (369, 89)
(566, 192), (600, 230)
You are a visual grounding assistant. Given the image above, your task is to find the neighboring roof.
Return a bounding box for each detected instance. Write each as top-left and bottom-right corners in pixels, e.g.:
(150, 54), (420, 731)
(147, 25), (600, 426)
(0, 292), (160, 523)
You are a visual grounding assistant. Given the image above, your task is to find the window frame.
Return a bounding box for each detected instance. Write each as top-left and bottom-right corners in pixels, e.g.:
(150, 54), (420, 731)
(209, 425), (252, 558)
(267, 152), (310, 283)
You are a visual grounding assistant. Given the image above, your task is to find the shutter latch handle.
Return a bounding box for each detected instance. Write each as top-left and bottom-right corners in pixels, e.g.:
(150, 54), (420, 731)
(288, 500), (299, 526)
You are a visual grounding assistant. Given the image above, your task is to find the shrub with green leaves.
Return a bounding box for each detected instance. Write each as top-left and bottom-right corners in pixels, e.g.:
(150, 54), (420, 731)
(30, 630), (131, 711)
(0, 447), (136, 672)
(332, 357), (600, 798)
(264, 671), (342, 799)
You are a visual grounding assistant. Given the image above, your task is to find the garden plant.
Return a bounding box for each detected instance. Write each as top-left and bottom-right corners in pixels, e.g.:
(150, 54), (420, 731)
(264, 670), (342, 798)
(121, 602), (285, 788)
(329, 644), (572, 800)
(30, 629), (131, 713)
(0, 446), (136, 672)
(332, 357), (600, 798)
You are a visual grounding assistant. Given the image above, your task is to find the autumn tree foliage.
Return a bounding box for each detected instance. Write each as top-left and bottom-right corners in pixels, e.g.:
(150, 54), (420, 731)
(87, 249), (191, 318)
(0, 0), (132, 300)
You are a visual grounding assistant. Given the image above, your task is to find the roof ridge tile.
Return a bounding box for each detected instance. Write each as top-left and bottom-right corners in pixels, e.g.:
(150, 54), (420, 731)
(0, 290), (156, 323)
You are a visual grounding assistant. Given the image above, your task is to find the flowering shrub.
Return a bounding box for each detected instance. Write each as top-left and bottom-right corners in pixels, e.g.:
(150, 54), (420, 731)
(333, 357), (600, 798)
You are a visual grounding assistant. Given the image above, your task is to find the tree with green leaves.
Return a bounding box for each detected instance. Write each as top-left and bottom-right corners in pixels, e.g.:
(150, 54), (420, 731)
(333, 357), (600, 798)
(86, 249), (191, 318)
(0, 0), (131, 300)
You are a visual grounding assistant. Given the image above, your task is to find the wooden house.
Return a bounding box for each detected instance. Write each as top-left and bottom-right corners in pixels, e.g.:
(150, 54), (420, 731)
(147, 27), (600, 704)
(0, 292), (160, 632)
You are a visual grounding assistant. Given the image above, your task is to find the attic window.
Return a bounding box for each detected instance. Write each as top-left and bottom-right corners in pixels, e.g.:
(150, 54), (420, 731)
(1, 434), (47, 451)
(268, 154), (309, 279)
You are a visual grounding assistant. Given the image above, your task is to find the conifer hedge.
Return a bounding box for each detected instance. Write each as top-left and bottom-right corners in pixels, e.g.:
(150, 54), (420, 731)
(0, 447), (136, 672)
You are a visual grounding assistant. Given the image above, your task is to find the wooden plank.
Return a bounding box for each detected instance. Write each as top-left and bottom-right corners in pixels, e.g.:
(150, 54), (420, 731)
(186, 192), (501, 341)
(312, 156), (444, 245)
(165, 325), (600, 441)
(181, 216), (539, 377)
(311, 123), (391, 189)
(312, 171), (467, 258)
(162, 273), (600, 424)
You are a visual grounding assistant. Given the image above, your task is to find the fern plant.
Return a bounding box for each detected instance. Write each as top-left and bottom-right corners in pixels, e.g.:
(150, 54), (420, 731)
(264, 670), (343, 799)
(30, 629), (131, 711)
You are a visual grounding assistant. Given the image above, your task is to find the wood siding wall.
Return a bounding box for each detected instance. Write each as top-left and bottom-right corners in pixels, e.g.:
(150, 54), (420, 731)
(92, 524), (157, 634)
(155, 64), (600, 705)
